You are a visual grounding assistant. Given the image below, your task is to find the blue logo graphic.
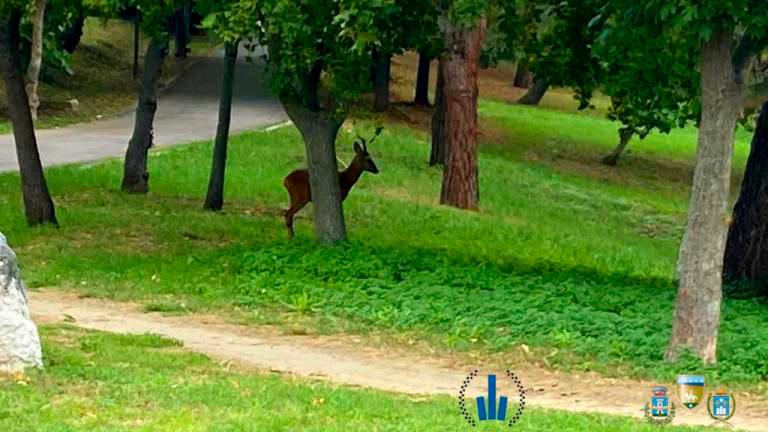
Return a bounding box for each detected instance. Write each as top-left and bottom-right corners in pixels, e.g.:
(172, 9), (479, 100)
(713, 395), (730, 416)
(476, 374), (508, 421)
(458, 370), (526, 427)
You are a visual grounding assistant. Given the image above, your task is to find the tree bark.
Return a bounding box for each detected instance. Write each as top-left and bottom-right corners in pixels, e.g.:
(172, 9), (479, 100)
(518, 75), (548, 105)
(204, 41), (238, 211)
(414, 50), (431, 106)
(373, 51), (391, 112)
(602, 128), (633, 166)
(0, 10), (57, 226)
(60, 12), (85, 53)
(121, 36), (169, 193)
(174, 6), (189, 58)
(25, 0), (47, 121)
(666, 30), (744, 364)
(282, 101), (347, 244)
(723, 101), (768, 294)
(513, 63), (533, 88)
(439, 19), (486, 209)
(430, 59), (446, 166)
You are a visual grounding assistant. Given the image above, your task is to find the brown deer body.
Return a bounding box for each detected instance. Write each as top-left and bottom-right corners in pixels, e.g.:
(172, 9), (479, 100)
(283, 131), (380, 238)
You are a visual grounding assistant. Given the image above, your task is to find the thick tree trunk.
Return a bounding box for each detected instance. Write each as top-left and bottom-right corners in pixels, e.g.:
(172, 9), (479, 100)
(439, 19), (486, 209)
(513, 63), (533, 88)
(430, 59), (446, 166)
(373, 52), (391, 112)
(518, 76), (548, 105)
(25, 0), (47, 121)
(414, 50), (431, 106)
(602, 129), (633, 166)
(666, 30), (744, 364)
(60, 12), (85, 53)
(0, 11), (57, 226)
(121, 36), (169, 193)
(204, 41), (238, 211)
(723, 101), (768, 294)
(282, 101), (347, 244)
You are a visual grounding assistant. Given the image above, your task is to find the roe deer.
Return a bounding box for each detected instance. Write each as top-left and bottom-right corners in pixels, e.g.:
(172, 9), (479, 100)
(283, 128), (381, 238)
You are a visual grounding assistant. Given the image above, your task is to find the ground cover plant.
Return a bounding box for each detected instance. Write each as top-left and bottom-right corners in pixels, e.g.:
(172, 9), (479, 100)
(1, 98), (767, 390)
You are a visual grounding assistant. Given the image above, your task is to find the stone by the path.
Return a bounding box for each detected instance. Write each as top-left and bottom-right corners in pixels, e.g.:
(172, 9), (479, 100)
(0, 233), (43, 373)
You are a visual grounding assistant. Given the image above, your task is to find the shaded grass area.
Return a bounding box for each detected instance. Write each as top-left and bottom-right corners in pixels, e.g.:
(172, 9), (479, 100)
(1, 101), (768, 388)
(0, 325), (723, 431)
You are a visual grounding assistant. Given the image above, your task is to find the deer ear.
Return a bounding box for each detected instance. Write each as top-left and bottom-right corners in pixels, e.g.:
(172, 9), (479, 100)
(354, 141), (363, 154)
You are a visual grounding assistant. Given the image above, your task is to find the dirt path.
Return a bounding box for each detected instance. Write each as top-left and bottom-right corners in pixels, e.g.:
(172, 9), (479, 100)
(29, 290), (768, 431)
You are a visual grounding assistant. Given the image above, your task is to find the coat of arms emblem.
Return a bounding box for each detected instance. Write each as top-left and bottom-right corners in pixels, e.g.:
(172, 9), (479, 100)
(707, 387), (736, 423)
(644, 386), (675, 424)
(676, 375), (705, 409)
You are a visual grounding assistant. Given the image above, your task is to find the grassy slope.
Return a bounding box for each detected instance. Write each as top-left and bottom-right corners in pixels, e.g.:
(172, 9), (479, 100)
(0, 326), (721, 432)
(2, 97), (768, 389)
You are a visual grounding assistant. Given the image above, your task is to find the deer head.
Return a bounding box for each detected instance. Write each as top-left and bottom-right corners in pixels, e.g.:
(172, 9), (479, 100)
(353, 127), (382, 174)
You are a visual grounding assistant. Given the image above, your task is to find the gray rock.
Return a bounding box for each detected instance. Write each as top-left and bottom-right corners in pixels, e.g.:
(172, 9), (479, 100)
(0, 233), (43, 372)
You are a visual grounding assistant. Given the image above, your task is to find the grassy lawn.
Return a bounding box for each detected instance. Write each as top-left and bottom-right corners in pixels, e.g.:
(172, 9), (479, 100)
(0, 325), (722, 431)
(0, 18), (213, 134)
(1, 99), (767, 390)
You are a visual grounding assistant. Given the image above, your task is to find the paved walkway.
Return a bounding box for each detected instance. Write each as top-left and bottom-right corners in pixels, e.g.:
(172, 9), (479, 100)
(0, 48), (286, 172)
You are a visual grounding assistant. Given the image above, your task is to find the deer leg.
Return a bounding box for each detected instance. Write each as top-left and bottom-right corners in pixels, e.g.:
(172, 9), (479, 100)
(284, 200), (308, 239)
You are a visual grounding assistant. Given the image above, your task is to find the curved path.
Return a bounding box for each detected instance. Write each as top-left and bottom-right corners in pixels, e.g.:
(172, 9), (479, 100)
(0, 48), (286, 173)
(30, 289), (768, 432)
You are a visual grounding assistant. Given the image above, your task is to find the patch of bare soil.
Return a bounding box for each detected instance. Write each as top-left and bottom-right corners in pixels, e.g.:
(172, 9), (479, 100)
(29, 289), (768, 431)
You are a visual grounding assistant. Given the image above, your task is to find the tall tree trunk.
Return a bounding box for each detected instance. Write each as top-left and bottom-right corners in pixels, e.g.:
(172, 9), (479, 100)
(60, 12), (85, 53)
(25, 0), (47, 121)
(430, 59), (446, 166)
(440, 19), (486, 209)
(174, 5), (189, 58)
(414, 50), (431, 106)
(666, 30), (744, 364)
(602, 128), (633, 166)
(518, 76), (548, 105)
(121, 36), (169, 193)
(204, 41), (239, 211)
(282, 101), (347, 244)
(513, 63), (533, 88)
(723, 101), (768, 294)
(373, 51), (391, 112)
(0, 10), (57, 226)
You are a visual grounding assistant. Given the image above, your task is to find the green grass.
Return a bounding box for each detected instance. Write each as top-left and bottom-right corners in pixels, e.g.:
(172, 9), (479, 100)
(0, 325), (724, 431)
(2, 100), (768, 389)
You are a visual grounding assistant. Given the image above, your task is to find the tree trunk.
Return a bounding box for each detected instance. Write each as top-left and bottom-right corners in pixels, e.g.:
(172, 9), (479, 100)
(440, 19), (486, 209)
(430, 59), (446, 166)
(25, 0), (47, 121)
(723, 101), (768, 294)
(60, 12), (85, 53)
(518, 76), (548, 105)
(602, 129), (633, 166)
(0, 10), (57, 226)
(373, 51), (391, 112)
(513, 63), (533, 88)
(204, 41), (238, 211)
(174, 6), (189, 58)
(121, 36), (169, 193)
(414, 50), (431, 106)
(282, 101), (347, 244)
(666, 30), (744, 364)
